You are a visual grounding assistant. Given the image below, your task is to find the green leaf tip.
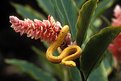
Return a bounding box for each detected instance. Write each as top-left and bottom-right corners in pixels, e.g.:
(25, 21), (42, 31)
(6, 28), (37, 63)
(76, 0), (98, 47)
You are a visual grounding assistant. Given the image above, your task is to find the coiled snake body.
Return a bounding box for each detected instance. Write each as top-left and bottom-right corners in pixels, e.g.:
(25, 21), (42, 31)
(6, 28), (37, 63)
(46, 25), (82, 67)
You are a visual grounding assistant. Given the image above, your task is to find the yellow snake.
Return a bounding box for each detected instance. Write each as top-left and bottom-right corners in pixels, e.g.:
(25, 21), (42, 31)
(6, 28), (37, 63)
(46, 25), (82, 67)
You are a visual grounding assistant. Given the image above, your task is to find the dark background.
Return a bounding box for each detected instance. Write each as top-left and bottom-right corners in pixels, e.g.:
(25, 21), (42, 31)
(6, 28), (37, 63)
(0, 0), (46, 81)
(0, 0), (121, 81)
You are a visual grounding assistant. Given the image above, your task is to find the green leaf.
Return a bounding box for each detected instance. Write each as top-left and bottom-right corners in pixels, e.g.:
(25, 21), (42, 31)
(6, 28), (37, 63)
(51, 0), (65, 25)
(88, 62), (108, 81)
(73, 0), (86, 8)
(92, 0), (115, 21)
(31, 46), (65, 81)
(103, 51), (114, 75)
(5, 59), (56, 81)
(31, 46), (51, 67)
(36, 0), (54, 15)
(52, 0), (78, 40)
(69, 67), (82, 81)
(76, 0), (98, 47)
(80, 26), (121, 80)
(11, 3), (45, 20)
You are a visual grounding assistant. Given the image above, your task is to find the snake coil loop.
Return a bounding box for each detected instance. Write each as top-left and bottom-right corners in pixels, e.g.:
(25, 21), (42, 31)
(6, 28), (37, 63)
(46, 25), (82, 67)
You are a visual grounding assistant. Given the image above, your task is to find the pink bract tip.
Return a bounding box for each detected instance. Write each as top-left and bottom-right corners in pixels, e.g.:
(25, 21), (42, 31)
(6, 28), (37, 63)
(112, 5), (121, 26)
(114, 5), (121, 18)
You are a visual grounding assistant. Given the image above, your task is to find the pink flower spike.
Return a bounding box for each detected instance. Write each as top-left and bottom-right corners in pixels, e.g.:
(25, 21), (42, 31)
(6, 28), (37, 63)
(109, 5), (121, 62)
(9, 15), (62, 43)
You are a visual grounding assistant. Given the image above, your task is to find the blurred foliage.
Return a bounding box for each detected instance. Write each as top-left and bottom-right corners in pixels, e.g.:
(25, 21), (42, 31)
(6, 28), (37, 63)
(5, 59), (56, 81)
(6, 0), (121, 81)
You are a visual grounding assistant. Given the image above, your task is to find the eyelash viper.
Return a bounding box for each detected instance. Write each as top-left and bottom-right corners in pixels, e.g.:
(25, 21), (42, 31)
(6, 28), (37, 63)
(46, 25), (82, 67)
